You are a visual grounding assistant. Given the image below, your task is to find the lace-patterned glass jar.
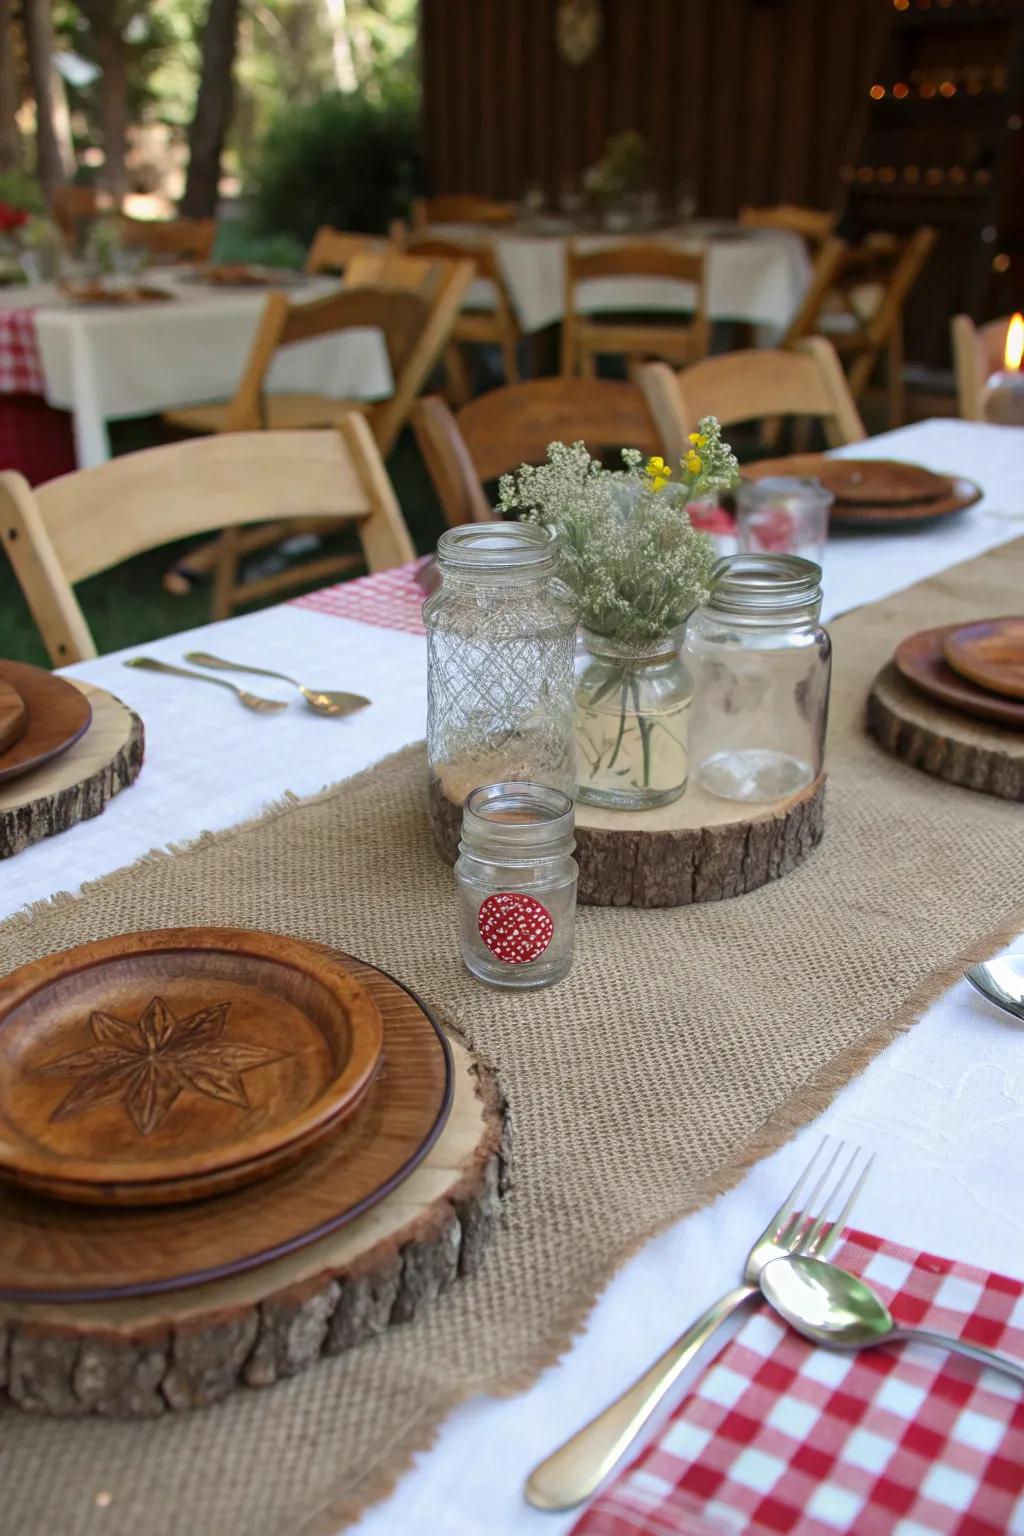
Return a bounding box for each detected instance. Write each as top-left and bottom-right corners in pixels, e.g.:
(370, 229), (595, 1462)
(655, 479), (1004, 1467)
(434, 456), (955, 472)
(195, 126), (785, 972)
(681, 554), (830, 803)
(455, 782), (577, 988)
(424, 524), (577, 853)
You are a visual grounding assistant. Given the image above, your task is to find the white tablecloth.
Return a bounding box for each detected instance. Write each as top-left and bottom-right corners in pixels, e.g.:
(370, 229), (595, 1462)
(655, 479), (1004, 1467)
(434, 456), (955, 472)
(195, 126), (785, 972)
(0, 274), (393, 469)
(425, 221), (812, 335)
(2, 419), (1022, 1536)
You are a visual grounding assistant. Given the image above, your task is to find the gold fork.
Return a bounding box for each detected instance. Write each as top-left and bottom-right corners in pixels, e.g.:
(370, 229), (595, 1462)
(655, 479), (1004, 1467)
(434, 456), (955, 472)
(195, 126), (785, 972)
(123, 657), (288, 714)
(525, 1137), (873, 1511)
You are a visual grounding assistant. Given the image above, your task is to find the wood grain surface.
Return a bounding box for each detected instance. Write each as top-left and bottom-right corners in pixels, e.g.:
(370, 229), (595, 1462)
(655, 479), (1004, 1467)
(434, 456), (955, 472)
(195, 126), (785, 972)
(0, 955), (503, 1418)
(895, 626), (1024, 730)
(0, 680), (143, 859)
(868, 661), (1024, 802)
(943, 617), (1024, 702)
(0, 680), (27, 757)
(0, 660), (93, 785)
(0, 953), (455, 1303)
(0, 929), (385, 1205)
(429, 771), (826, 907)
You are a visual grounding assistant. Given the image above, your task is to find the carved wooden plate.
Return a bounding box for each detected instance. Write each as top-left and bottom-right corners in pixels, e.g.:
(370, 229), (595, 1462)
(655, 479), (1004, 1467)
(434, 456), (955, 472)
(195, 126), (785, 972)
(742, 456), (981, 530)
(0, 950), (452, 1302)
(894, 625), (1024, 730)
(0, 660), (92, 785)
(0, 929), (384, 1205)
(943, 617), (1024, 702)
(58, 280), (175, 305)
(0, 678), (28, 757)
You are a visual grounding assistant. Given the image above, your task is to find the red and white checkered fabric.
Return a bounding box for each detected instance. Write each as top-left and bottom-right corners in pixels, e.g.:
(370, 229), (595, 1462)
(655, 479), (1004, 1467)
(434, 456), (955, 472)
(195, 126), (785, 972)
(571, 1230), (1024, 1536)
(0, 306), (44, 395)
(291, 557), (429, 635)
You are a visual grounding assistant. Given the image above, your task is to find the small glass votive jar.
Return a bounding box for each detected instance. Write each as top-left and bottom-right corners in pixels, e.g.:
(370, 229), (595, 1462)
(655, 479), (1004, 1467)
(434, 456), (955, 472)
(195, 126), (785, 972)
(736, 476), (833, 566)
(455, 782), (577, 989)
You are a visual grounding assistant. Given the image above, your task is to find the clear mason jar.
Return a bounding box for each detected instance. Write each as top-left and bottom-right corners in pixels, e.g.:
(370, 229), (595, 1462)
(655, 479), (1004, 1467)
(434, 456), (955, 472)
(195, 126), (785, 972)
(681, 554), (831, 803)
(424, 524), (577, 851)
(455, 782), (577, 989)
(575, 627), (694, 809)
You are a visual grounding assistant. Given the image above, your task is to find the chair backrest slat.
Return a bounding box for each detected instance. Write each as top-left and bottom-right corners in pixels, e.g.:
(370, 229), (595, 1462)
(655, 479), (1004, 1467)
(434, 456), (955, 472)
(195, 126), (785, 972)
(739, 204), (836, 248)
(413, 378), (662, 528)
(304, 227), (370, 275)
(638, 337), (866, 461)
(411, 194), (514, 229)
(0, 423), (413, 664)
(120, 216), (217, 263)
(567, 242), (705, 285)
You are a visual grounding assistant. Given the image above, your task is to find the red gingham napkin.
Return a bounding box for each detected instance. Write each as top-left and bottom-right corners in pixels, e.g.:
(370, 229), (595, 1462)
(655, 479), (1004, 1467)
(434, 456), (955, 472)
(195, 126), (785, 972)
(0, 305), (45, 395)
(291, 557), (428, 635)
(571, 1230), (1024, 1536)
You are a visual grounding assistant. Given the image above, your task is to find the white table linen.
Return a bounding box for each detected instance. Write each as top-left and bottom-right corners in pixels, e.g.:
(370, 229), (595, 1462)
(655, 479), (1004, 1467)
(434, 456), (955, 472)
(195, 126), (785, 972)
(0, 275), (393, 469)
(426, 222), (812, 335)
(1, 419), (1022, 1536)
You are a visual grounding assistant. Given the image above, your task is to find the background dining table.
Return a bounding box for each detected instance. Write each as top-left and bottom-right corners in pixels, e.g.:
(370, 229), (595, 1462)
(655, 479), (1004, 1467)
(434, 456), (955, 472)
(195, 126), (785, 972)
(420, 219), (813, 335)
(2, 416), (1022, 1536)
(0, 271), (393, 469)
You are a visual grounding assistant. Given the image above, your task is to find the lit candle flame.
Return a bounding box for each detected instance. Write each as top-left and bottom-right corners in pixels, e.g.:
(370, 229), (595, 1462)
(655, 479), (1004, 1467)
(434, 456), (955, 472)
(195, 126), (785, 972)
(1005, 313), (1024, 372)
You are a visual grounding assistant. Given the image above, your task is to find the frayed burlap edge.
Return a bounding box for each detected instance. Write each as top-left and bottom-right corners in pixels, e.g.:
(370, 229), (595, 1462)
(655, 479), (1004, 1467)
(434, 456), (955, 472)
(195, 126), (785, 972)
(4, 747), (1021, 1535)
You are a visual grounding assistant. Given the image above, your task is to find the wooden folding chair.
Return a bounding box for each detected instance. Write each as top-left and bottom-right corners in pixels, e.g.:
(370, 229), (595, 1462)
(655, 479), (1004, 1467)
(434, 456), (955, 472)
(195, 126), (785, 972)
(410, 194), (515, 230)
(561, 242), (710, 379)
(51, 184), (111, 251)
(413, 377), (662, 527)
(638, 337), (866, 463)
(789, 227), (937, 427)
(0, 423), (416, 656)
(739, 204), (837, 251)
(120, 215), (217, 263)
(304, 227), (371, 275)
(405, 233), (521, 402)
(951, 313), (1017, 422)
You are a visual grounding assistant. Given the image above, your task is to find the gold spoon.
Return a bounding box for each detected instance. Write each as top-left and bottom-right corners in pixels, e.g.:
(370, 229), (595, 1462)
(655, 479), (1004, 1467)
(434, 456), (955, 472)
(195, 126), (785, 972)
(184, 652), (370, 718)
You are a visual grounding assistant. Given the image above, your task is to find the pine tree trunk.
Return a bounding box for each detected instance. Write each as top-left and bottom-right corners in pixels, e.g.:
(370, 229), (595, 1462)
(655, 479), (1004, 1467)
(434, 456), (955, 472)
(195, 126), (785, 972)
(93, 23), (129, 199)
(181, 0), (242, 219)
(0, 0), (21, 172)
(21, 0), (69, 204)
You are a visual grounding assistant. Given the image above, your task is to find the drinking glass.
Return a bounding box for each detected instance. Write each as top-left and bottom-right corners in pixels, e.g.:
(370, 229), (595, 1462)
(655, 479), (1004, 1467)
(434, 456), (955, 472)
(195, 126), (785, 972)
(735, 476), (832, 566)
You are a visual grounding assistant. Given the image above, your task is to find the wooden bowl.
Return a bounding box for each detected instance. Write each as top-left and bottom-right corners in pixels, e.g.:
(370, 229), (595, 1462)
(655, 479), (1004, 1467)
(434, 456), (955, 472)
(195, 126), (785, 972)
(942, 617), (1024, 702)
(894, 625), (1024, 730)
(0, 679), (27, 757)
(0, 928), (384, 1205)
(0, 660), (92, 785)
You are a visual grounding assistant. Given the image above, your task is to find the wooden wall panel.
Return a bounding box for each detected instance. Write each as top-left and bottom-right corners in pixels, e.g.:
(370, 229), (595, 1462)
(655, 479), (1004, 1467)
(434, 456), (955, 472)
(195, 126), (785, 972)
(419, 0), (889, 215)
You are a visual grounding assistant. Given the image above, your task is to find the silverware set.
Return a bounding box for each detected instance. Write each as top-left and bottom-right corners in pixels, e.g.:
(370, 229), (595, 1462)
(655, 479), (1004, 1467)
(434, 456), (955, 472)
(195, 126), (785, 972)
(124, 652), (370, 718)
(526, 1134), (1024, 1512)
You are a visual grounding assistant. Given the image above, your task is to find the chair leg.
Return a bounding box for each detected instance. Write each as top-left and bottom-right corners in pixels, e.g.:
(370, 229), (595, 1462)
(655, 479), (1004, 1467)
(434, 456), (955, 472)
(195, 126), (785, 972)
(500, 326), (520, 385)
(443, 342), (472, 406)
(578, 346), (597, 380)
(887, 321), (905, 429)
(211, 528), (242, 621)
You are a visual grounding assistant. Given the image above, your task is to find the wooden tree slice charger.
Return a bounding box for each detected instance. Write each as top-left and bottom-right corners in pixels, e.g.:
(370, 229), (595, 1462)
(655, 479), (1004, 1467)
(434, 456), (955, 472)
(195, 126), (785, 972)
(429, 768), (826, 907)
(0, 953), (504, 1417)
(868, 662), (1024, 802)
(0, 680), (143, 860)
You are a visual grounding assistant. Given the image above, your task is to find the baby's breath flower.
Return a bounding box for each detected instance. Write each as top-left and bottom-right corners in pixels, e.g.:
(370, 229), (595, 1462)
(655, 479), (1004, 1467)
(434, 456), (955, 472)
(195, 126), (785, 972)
(495, 425), (738, 645)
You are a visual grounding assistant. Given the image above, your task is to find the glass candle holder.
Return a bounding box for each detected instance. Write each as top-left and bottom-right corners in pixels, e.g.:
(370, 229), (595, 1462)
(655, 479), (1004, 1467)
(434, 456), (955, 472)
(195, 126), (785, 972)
(736, 476), (832, 566)
(455, 782), (577, 989)
(983, 371), (1024, 425)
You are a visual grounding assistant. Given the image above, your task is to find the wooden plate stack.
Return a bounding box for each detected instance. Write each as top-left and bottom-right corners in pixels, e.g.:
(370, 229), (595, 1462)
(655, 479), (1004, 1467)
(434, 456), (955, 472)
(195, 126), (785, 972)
(742, 455), (982, 531)
(0, 928), (502, 1415)
(0, 658), (144, 859)
(867, 616), (1024, 801)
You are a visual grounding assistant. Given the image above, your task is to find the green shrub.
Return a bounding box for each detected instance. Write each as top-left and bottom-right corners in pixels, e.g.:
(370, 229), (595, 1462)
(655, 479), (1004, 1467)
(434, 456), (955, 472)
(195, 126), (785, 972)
(246, 92), (422, 243)
(211, 222), (306, 270)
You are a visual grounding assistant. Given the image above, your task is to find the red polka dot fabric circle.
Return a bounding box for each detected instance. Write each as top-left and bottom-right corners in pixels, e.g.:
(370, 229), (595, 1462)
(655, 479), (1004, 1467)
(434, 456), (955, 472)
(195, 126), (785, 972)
(477, 892), (554, 964)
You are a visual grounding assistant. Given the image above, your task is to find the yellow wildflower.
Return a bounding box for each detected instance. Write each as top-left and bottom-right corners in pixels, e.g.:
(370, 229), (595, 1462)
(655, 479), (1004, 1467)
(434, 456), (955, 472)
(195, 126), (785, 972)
(644, 454), (672, 491)
(688, 431), (708, 448)
(686, 451), (702, 475)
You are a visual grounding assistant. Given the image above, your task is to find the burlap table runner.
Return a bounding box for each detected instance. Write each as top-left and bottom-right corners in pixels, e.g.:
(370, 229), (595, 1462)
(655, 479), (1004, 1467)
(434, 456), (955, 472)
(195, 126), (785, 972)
(3, 540), (1023, 1536)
